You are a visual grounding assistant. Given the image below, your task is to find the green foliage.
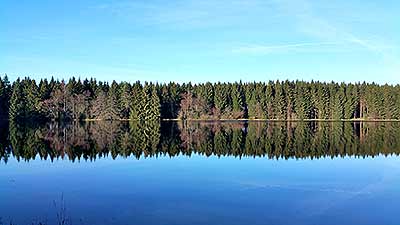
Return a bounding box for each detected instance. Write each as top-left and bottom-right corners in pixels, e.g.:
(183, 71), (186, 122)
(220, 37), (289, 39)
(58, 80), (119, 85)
(294, 82), (311, 120)
(274, 81), (287, 120)
(331, 84), (345, 120)
(214, 82), (231, 115)
(9, 79), (25, 121)
(4, 77), (400, 122)
(0, 75), (11, 119)
(231, 82), (245, 118)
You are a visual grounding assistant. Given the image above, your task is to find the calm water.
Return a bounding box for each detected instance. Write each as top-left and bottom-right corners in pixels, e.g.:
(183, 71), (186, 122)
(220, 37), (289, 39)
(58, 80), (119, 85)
(1, 121), (400, 225)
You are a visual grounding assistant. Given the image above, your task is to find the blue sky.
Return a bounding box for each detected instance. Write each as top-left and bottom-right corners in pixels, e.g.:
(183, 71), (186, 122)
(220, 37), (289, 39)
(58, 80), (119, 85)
(1, 0), (399, 84)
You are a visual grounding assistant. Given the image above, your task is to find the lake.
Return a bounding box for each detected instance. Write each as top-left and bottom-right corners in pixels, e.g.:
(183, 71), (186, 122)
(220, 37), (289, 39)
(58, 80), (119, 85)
(0, 121), (399, 225)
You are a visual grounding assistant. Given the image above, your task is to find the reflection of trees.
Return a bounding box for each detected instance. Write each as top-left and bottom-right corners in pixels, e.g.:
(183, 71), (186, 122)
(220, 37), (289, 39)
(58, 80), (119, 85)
(129, 121), (160, 158)
(0, 120), (11, 163)
(1, 121), (400, 162)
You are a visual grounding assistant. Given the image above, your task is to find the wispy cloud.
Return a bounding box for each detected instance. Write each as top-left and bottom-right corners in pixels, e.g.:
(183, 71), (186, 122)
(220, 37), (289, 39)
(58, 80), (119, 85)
(91, 0), (279, 29)
(273, 0), (396, 56)
(235, 0), (400, 80)
(232, 41), (345, 54)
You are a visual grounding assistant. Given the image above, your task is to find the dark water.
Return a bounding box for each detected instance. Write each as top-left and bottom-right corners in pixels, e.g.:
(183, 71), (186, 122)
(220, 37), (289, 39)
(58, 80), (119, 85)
(0, 121), (399, 225)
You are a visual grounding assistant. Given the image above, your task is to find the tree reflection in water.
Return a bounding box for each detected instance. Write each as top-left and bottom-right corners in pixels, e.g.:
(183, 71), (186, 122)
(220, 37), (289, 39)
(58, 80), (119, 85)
(1, 121), (400, 163)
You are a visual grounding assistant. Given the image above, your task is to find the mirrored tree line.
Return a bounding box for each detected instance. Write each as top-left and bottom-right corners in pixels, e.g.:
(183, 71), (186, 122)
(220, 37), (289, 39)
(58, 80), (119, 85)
(1, 75), (400, 122)
(1, 121), (400, 163)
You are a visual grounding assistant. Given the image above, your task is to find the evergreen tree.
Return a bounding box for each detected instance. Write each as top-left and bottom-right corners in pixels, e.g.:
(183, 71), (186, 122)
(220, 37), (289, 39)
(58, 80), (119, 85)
(9, 79), (25, 121)
(383, 84), (397, 119)
(315, 84), (330, 119)
(285, 80), (295, 120)
(105, 81), (120, 120)
(214, 82), (231, 117)
(0, 75), (11, 119)
(331, 84), (345, 120)
(22, 78), (40, 118)
(147, 85), (160, 120)
(231, 82), (245, 118)
(294, 82), (311, 120)
(274, 81), (287, 120)
(130, 82), (144, 121)
(344, 84), (358, 119)
(265, 81), (274, 119)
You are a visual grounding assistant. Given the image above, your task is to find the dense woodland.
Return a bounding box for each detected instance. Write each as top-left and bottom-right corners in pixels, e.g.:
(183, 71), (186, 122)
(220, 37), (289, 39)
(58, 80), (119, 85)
(1, 121), (400, 163)
(1, 75), (400, 121)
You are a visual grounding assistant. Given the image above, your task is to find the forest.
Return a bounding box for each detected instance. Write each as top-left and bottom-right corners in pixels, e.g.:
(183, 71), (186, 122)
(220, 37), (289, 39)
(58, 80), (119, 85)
(1, 75), (400, 122)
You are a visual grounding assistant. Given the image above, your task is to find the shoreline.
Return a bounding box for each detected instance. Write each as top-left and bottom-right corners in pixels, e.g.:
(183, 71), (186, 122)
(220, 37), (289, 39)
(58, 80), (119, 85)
(82, 118), (400, 122)
(5, 118), (400, 123)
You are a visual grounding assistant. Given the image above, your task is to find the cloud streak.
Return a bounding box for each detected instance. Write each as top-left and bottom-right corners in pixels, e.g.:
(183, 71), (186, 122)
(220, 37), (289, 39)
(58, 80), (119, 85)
(273, 0), (396, 56)
(232, 42), (346, 54)
(91, 0), (280, 29)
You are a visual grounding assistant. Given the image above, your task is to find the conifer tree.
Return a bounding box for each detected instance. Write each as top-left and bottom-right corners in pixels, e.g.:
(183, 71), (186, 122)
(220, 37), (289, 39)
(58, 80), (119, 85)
(148, 85), (160, 120)
(0, 75), (11, 119)
(331, 84), (345, 120)
(231, 82), (245, 118)
(104, 82), (120, 120)
(265, 81), (274, 119)
(285, 80), (295, 120)
(294, 82), (311, 120)
(130, 82), (144, 120)
(22, 78), (40, 118)
(274, 81), (287, 120)
(9, 79), (25, 121)
(383, 84), (397, 119)
(344, 84), (358, 119)
(214, 82), (230, 116)
(315, 84), (330, 119)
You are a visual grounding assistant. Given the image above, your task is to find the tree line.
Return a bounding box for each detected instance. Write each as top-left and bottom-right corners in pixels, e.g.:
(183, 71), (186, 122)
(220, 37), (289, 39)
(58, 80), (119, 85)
(1, 121), (400, 163)
(1, 75), (400, 121)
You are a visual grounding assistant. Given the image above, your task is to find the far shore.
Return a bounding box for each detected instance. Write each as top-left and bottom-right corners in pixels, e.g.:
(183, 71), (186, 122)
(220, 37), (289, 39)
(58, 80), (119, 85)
(81, 118), (400, 122)
(4, 118), (399, 123)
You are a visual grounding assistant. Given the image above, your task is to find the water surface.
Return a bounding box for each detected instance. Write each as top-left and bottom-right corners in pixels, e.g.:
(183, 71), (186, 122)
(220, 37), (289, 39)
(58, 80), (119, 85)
(1, 121), (399, 225)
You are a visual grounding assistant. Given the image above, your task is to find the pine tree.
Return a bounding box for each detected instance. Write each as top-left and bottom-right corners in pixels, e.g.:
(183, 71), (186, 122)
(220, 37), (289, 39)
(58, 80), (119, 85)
(383, 84), (397, 119)
(265, 81), (274, 119)
(130, 82), (144, 121)
(9, 79), (25, 121)
(274, 81), (287, 120)
(344, 84), (359, 119)
(315, 84), (330, 119)
(22, 78), (40, 118)
(285, 80), (295, 120)
(231, 82), (245, 118)
(160, 84), (171, 119)
(148, 85), (160, 120)
(214, 82), (230, 117)
(105, 81), (120, 120)
(294, 82), (311, 120)
(38, 79), (51, 101)
(0, 75), (11, 119)
(394, 85), (400, 119)
(245, 83), (256, 119)
(331, 84), (345, 120)
(140, 83), (160, 121)
(255, 82), (267, 118)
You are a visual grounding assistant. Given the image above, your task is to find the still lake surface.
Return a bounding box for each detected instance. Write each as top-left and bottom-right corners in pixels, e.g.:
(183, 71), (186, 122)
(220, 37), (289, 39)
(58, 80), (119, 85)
(0, 121), (399, 225)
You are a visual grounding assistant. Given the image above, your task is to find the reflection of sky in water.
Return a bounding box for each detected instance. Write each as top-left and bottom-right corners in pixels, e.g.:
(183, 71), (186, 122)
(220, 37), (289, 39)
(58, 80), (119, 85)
(1, 155), (399, 225)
